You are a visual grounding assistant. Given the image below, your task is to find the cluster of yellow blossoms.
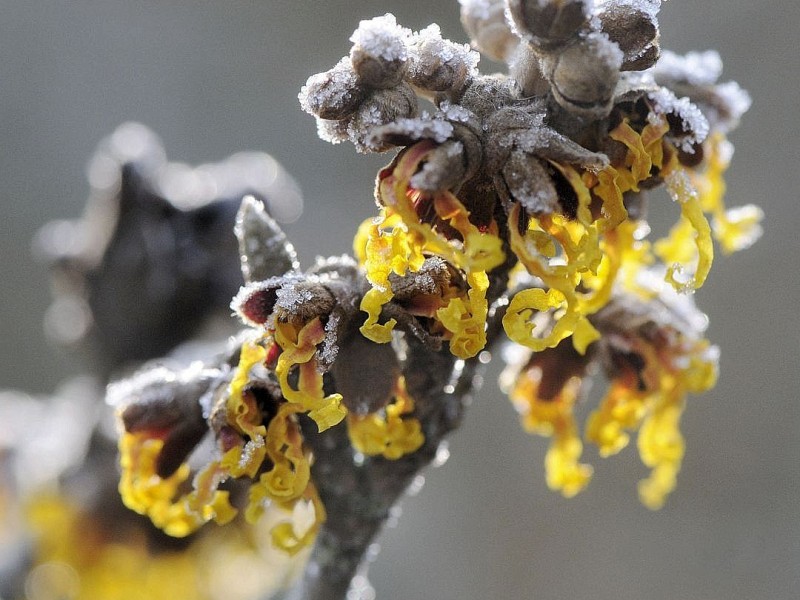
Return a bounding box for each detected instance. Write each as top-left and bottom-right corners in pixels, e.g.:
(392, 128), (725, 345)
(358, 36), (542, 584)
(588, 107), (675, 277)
(118, 104), (759, 555)
(356, 140), (504, 357)
(355, 110), (759, 509)
(119, 322), (425, 554)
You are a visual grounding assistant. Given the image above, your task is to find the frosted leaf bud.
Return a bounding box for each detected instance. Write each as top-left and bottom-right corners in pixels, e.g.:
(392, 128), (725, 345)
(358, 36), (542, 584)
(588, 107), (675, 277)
(347, 84), (418, 153)
(299, 57), (368, 121)
(235, 196), (299, 284)
(598, 1), (660, 71)
(545, 32), (623, 119)
(459, 0), (519, 62)
(349, 14), (410, 89)
(507, 0), (591, 49)
(407, 25), (479, 94)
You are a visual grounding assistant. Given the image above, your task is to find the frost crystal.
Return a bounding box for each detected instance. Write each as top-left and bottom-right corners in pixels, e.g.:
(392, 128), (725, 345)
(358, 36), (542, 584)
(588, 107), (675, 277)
(413, 24), (479, 71)
(350, 14), (411, 62)
(648, 88), (710, 150)
(654, 50), (724, 87)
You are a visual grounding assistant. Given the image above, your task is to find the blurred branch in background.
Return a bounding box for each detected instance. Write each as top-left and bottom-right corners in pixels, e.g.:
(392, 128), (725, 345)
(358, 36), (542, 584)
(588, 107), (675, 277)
(1, 124), (307, 600)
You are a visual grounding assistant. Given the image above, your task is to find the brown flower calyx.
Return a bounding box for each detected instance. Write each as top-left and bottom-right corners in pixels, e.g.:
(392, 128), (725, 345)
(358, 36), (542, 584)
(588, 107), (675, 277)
(301, 1), (740, 239)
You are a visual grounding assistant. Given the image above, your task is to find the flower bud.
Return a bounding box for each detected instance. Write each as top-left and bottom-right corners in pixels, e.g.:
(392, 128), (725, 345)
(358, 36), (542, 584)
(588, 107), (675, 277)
(347, 84), (418, 153)
(507, 0), (591, 49)
(299, 58), (368, 121)
(544, 32), (623, 118)
(459, 0), (519, 62)
(598, 1), (660, 71)
(407, 25), (478, 94)
(349, 14), (409, 89)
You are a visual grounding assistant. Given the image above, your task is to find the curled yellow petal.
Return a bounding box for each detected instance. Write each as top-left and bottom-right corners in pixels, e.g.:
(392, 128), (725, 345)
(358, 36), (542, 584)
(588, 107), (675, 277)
(274, 319), (346, 431)
(347, 376), (424, 460)
(359, 287), (397, 343)
(658, 169), (714, 292)
(509, 367), (592, 497)
(637, 385), (685, 510)
(503, 287), (578, 352)
(436, 271), (489, 359)
(227, 339), (269, 439)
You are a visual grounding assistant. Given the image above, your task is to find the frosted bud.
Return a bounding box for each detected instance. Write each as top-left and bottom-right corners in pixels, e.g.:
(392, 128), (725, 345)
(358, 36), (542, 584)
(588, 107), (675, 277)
(544, 32), (623, 118)
(299, 58), (367, 121)
(407, 25), (479, 94)
(316, 116), (351, 145)
(459, 0), (519, 62)
(598, 1), (660, 71)
(349, 14), (410, 89)
(501, 151), (560, 215)
(347, 84), (418, 153)
(507, 0), (592, 49)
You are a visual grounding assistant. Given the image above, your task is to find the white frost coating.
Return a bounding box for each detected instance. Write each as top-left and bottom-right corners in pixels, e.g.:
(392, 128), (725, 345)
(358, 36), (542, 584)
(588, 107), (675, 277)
(316, 116), (350, 144)
(239, 435), (265, 470)
(633, 266), (713, 334)
(665, 168), (697, 205)
(648, 88), (709, 150)
(350, 14), (411, 62)
(714, 80), (753, 129)
(590, 29), (625, 67)
(319, 311), (341, 367)
(412, 24), (480, 72)
(275, 283), (316, 313)
(298, 58), (359, 116)
(388, 117), (455, 143)
(439, 101), (475, 124)
(459, 0), (495, 20)
(654, 50), (723, 87)
(445, 140), (464, 158)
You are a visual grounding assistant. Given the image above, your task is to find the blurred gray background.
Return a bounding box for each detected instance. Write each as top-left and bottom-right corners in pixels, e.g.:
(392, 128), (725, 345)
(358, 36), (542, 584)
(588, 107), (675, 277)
(1, 1), (797, 599)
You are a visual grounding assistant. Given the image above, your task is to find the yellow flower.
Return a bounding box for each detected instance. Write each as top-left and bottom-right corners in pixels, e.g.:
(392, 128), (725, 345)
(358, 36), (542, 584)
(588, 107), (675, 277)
(117, 336), (328, 553)
(347, 376), (424, 460)
(274, 318), (346, 431)
(436, 271), (489, 359)
(501, 116), (669, 357)
(508, 364), (593, 498)
(365, 140), (505, 358)
(695, 134), (763, 254)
